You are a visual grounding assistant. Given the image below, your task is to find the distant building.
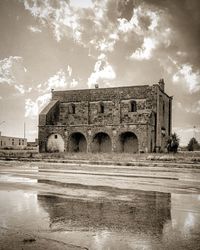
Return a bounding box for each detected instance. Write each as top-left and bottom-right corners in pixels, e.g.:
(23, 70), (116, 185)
(27, 139), (38, 148)
(39, 79), (172, 153)
(0, 132), (27, 149)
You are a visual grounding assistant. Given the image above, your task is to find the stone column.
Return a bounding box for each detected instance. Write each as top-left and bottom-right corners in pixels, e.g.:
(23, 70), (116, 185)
(87, 129), (93, 153)
(156, 87), (161, 152)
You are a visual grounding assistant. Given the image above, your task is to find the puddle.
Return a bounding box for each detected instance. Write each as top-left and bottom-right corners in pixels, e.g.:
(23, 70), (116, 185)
(0, 174), (37, 183)
(0, 188), (200, 249)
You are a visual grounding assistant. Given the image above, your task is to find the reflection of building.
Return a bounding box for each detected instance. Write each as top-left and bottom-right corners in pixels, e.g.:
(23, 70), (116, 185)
(39, 79), (172, 153)
(38, 190), (171, 235)
(0, 132), (27, 149)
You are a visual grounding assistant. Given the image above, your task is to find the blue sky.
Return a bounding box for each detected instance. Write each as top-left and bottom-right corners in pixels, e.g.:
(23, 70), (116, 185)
(0, 0), (199, 145)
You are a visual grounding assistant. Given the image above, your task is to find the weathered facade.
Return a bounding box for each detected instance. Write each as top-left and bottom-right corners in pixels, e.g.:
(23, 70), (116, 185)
(38, 80), (172, 153)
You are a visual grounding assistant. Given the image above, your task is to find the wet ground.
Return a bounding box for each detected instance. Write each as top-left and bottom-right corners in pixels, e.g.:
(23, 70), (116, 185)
(0, 160), (200, 250)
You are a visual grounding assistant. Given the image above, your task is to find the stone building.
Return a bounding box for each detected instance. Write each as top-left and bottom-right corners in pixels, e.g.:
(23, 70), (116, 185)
(38, 79), (172, 153)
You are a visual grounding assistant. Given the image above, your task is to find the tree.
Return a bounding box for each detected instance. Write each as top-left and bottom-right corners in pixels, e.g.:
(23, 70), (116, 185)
(167, 133), (180, 153)
(187, 137), (200, 151)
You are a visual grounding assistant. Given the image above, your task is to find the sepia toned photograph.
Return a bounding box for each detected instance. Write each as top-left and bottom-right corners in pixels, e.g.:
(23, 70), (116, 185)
(0, 0), (200, 249)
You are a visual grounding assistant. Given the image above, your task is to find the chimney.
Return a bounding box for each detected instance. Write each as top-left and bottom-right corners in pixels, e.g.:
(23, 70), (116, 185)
(158, 78), (165, 91)
(95, 84), (99, 89)
(51, 88), (54, 100)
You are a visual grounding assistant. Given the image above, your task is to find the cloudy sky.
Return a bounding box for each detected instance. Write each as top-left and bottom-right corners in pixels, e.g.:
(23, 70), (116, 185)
(0, 0), (199, 145)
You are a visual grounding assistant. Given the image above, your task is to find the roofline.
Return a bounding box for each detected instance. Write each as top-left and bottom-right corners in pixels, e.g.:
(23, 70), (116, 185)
(0, 135), (27, 140)
(157, 85), (173, 99)
(52, 84), (151, 94)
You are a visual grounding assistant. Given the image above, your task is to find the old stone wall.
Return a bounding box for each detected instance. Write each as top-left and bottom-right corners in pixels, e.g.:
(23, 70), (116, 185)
(39, 123), (148, 153)
(39, 84), (172, 153)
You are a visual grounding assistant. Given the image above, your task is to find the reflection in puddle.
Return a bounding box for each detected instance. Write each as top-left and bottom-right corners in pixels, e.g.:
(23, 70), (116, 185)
(0, 174), (37, 183)
(0, 188), (200, 249)
(0, 190), (48, 232)
(38, 191), (171, 235)
(37, 191), (200, 249)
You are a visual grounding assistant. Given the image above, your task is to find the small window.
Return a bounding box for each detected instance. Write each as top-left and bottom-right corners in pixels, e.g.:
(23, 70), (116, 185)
(163, 102), (165, 114)
(69, 103), (75, 114)
(100, 103), (104, 113)
(98, 102), (104, 113)
(130, 100), (137, 112)
(54, 134), (58, 139)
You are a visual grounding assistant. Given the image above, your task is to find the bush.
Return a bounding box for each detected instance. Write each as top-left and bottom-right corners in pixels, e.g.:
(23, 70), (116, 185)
(187, 137), (200, 151)
(167, 133), (180, 153)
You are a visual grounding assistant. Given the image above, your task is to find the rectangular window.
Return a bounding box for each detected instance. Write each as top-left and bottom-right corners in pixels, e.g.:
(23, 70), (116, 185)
(98, 102), (104, 113)
(69, 103), (75, 114)
(129, 101), (137, 112)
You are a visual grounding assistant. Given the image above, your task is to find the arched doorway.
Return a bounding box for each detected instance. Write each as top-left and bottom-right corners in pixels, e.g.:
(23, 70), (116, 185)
(69, 132), (87, 152)
(92, 132), (112, 153)
(120, 132), (138, 153)
(47, 134), (65, 152)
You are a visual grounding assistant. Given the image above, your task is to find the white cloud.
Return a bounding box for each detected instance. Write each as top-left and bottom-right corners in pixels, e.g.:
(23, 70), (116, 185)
(148, 10), (159, 31)
(118, 5), (159, 35)
(0, 56), (22, 84)
(25, 66), (80, 118)
(0, 56), (29, 95)
(28, 25), (42, 33)
(87, 55), (116, 88)
(37, 67), (79, 93)
(172, 73), (179, 82)
(70, 0), (92, 9)
(130, 37), (157, 60)
(173, 64), (200, 93)
(95, 35), (119, 52)
(45, 69), (67, 91)
(14, 84), (25, 94)
(70, 78), (78, 88)
(25, 93), (51, 118)
(24, 0), (81, 42)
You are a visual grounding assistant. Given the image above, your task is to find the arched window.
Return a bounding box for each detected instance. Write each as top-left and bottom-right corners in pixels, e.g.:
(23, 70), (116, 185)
(69, 103), (75, 114)
(130, 100), (137, 112)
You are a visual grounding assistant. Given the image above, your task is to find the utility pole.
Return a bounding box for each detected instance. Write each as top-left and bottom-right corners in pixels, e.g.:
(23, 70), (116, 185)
(193, 126), (196, 139)
(24, 122), (26, 139)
